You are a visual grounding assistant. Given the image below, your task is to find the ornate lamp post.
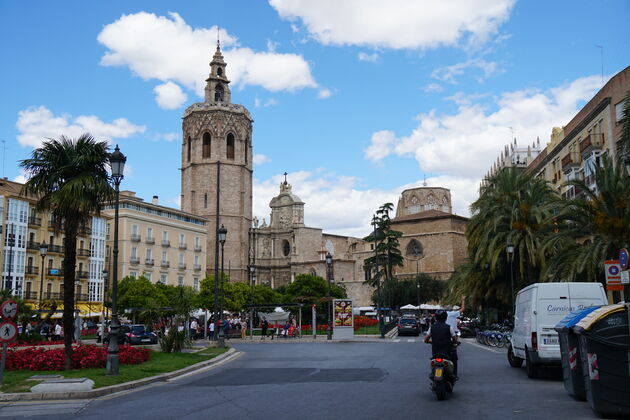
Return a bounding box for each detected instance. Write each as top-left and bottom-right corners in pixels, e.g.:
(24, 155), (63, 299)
(38, 242), (48, 309)
(217, 224), (227, 348)
(506, 238), (515, 315)
(107, 145), (126, 376)
(248, 265), (256, 339)
(325, 252), (333, 340)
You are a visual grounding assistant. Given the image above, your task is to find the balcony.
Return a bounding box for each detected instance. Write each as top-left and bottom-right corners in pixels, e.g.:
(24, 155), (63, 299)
(76, 293), (90, 302)
(28, 216), (42, 227)
(561, 151), (581, 171)
(194, 245), (202, 252)
(579, 133), (604, 155)
(161, 240), (170, 247)
(25, 266), (39, 275)
(48, 218), (62, 231)
(130, 257), (140, 264)
(585, 173), (596, 186)
(27, 241), (40, 251)
(145, 258), (155, 266)
(23, 291), (38, 300)
(43, 292), (63, 300)
(178, 263), (187, 270)
(178, 243), (187, 250)
(78, 226), (92, 236)
(47, 268), (63, 276)
(48, 244), (64, 254)
(77, 248), (91, 257)
(76, 270), (89, 279)
(161, 261), (170, 268)
(145, 237), (155, 245)
(193, 264), (202, 271)
(131, 234), (141, 242)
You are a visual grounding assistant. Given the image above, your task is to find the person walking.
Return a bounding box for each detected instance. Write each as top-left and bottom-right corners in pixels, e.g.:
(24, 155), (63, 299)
(190, 318), (198, 340)
(241, 317), (247, 339)
(261, 318), (268, 340)
(54, 321), (62, 341)
(209, 319), (215, 340)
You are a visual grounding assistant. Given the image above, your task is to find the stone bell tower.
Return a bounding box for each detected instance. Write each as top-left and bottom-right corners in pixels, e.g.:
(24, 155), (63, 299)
(181, 41), (253, 283)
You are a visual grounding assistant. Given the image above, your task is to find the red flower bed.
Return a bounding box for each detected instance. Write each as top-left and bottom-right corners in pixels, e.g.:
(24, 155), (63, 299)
(9, 340), (65, 348)
(354, 316), (378, 329)
(5, 345), (151, 371)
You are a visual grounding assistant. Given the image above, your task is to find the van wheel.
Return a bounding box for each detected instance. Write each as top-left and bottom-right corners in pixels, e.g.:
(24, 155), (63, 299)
(508, 344), (523, 368)
(525, 349), (538, 378)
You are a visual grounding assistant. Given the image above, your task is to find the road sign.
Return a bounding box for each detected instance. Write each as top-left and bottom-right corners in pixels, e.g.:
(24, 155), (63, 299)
(0, 301), (17, 320)
(620, 249), (629, 270)
(605, 260), (622, 284)
(0, 321), (17, 343)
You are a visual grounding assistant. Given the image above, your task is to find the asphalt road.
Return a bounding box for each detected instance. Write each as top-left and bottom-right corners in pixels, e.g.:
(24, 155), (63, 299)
(0, 338), (599, 419)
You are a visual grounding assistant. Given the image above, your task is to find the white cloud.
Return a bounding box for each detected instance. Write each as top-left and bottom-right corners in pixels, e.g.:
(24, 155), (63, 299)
(358, 52), (379, 62)
(423, 83), (443, 93)
(156, 132), (179, 142)
(317, 88), (333, 99)
(254, 97), (279, 108)
(270, 0), (515, 50)
(170, 196), (181, 209)
(97, 12), (317, 105)
(13, 169), (28, 184)
(252, 171), (478, 237)
(154, 81), (188, 109)
(431, 58), (500, 84)
(16, 106), (145, 148)
(364, 75), (603, 180)
(253, 154), (271, 165)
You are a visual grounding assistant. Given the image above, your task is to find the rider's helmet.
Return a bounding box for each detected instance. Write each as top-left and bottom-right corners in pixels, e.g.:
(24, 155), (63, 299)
(435, 310), (447, 322)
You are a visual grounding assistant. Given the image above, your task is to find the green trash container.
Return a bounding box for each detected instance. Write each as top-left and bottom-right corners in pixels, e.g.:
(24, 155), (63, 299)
(554, 306), (600, 400)
(572, 304), (630, 417)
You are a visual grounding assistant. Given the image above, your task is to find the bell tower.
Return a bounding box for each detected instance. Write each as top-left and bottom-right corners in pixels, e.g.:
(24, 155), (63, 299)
(181, 41), (253, 283)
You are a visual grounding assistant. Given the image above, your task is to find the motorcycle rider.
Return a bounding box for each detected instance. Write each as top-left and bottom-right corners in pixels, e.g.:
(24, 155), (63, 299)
(424, 310), (460, 379)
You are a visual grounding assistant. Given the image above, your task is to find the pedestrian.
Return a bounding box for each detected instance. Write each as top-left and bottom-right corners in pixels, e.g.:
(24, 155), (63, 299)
(241, 317), (247, 339)
(54, 321), (62, 341)
(261, 318), (268, 340)
(283, 321), (290, 338)
(223, 319), (230, 340)
(209, 319), (215, 340)
(190, 318), (198, 340)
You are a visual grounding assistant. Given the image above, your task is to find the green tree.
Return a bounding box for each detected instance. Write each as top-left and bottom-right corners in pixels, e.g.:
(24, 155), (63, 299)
(20, 134), (114, 370)
(117, 276), (167, 312)
(543, 155), (630, 282)
(278, 274), (346, 324)
(375, 274), (443, 310)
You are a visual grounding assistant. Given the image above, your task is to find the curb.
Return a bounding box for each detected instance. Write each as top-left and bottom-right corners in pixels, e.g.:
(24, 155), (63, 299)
(0, 347), (239, 402)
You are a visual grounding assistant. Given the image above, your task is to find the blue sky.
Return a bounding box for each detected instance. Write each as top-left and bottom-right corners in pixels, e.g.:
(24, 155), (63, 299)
(1, 0), (629, 237)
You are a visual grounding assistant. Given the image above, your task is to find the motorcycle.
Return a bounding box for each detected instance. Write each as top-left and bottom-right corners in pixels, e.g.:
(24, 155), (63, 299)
(429, 353), (456, 400)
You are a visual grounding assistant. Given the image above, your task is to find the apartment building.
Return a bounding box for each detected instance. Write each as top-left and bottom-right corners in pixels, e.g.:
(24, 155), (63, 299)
(103, 192), (207, 290)
(0, 178), (108, 316)
(527, 66), (630, 196)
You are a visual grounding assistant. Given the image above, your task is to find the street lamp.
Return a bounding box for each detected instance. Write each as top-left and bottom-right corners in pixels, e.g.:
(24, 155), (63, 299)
(248, 265), (256, 339)
(38, 242), (48, 309)
(217, 224), (227, 348)
(325, 252), (333, 340)
(107, 144), (126, 376)
(506, 238), (515, 315)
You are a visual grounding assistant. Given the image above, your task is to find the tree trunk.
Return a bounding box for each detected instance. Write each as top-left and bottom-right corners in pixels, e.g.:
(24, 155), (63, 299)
(62, 225), (78, 370)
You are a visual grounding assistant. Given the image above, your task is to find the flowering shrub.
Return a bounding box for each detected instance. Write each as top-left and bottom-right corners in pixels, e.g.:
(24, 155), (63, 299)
(5, 345), (151, 371)
(354, 316), (378, 330)
(9, 340), (65, 348)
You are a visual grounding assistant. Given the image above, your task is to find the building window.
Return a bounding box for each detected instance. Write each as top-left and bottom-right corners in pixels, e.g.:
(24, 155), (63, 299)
(161, 251), (167, 263)
(178, 276), (184, 286)
(406, 239), (423, 258)
(187, 136), (191, 162)
(245, 137), (248, 163)
(215, 84), (224, 102)
(129, 271), (137, 278)
(132, 224), (138, 235)
(131, 247), (137, 258)
(160, 274), (167, 284)
(282, 240), (291, 257)
(217, 67), (223, 77)
(144, 272), (151, 281)
(147, 227), (153, 240)
(162, 231), (168, 241)
(204, 193), (207, 208)
(202, 133), (211, 158)
(227, 133), (235, 159)
(195, 237), (200, 248)
(179, 253), (185, 264)
(194, 255), (199, 265)
(194, 277), (199, 290)
(179, 234), (185, 246)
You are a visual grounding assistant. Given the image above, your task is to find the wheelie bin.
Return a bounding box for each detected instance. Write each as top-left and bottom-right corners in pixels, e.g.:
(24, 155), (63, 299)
(554, 306), (600, 400)
(572, 304), (630, 417)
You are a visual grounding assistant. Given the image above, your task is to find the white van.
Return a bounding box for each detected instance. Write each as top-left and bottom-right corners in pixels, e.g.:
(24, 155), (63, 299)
(508, 282), (608, 378)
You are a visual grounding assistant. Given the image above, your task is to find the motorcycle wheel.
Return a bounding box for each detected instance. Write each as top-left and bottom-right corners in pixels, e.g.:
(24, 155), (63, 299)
(507, 344), (523, 368)
(435, 381), (447, 401)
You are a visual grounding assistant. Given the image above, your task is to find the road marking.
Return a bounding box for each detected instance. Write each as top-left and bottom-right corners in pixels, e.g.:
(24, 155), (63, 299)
(393, 339), (400, 342)
(407, 339), (416, 343)
(0, 400), (91, 418)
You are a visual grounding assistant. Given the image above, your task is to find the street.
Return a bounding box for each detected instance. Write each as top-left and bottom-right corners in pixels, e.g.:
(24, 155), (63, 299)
(0, 338), (597, 419)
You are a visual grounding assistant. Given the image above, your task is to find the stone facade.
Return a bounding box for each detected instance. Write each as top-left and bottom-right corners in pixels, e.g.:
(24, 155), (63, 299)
(180, 43), (253, 282)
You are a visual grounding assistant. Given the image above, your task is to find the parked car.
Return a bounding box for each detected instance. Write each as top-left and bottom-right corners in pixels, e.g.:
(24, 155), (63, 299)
(397, 317), (420, 336)
(509, 282), (608, 378)
(125, 324), (158, 345)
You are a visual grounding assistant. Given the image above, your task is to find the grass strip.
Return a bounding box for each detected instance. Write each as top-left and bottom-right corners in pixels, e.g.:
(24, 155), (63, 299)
(0, 347), (228, 394)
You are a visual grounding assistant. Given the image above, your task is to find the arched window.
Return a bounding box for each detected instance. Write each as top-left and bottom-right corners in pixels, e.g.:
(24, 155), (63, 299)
(215, 84), (224, 102)
(227, 133), (235, 159)
(282, 240), (291, 257)
(406, 239), (423, 258)
(309, 268), (317, 277)
(187, 136), (191, 162)
(203, 193), (208, 209)
(244, 137), (248, 163)
(217, 67), (223, 77)
(202, 133), (211, 158)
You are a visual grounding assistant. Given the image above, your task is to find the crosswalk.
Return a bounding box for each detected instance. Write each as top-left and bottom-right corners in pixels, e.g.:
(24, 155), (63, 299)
(0, 400), (92, 417)
(392, 338), (420, 343)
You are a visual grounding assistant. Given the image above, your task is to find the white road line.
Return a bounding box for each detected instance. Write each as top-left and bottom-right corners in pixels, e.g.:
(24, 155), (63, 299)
(462, 338), (505, 354)
(407, 339), (415, 343)
(393, 339), (400, 343)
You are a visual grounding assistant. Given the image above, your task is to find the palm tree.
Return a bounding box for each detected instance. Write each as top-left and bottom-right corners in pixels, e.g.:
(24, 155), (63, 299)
(618, 90), (630, 160)
(543, 155), (630, 282)
(20, 134), (114, 370)
(467, 167), (559, 304)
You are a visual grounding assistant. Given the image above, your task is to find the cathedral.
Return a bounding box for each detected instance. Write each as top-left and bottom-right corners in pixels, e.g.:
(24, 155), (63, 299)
(180, 45), (468, 306)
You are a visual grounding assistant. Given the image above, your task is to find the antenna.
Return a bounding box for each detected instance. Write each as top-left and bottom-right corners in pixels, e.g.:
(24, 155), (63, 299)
(422, 175), (427, 187)
(595, 45), (604, 85)
(217, 26), (220, 48)
(1, 140), (5, 178)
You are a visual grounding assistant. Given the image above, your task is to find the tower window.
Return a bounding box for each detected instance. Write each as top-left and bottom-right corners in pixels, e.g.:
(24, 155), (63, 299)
(187, 136), (191, 162)
(227, 133), (235, 159)
(202, 133), (211, 158)
(204, 193), (208, 208)
(217, 67), (223, 77)
(245, 137), (248, 163)
(215, 84), (224, 102)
